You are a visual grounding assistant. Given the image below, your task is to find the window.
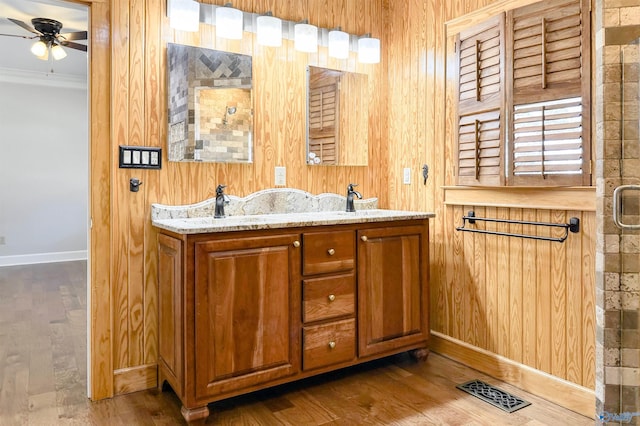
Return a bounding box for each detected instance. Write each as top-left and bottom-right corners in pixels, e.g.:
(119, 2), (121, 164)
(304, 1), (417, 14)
(455, 0), (590, 186)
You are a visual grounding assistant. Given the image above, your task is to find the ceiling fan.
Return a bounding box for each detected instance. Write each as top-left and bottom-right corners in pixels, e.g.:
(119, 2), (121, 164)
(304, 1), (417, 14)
(0, 17), (87, 61)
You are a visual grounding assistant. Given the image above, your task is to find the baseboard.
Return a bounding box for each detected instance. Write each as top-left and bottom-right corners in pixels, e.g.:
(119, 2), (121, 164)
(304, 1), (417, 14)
(430, 331), (595, 418)
(0, 250), (88, 267)
(114, 364), (158, 396)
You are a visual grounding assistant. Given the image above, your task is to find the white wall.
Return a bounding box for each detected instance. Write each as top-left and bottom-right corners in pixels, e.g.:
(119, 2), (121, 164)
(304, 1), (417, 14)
(0, 70), (88, 265)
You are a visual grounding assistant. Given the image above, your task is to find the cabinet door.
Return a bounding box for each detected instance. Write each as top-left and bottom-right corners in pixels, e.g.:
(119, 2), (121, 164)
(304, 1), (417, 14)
(193, 234), (301, 398)
(357, 224), (429, 357)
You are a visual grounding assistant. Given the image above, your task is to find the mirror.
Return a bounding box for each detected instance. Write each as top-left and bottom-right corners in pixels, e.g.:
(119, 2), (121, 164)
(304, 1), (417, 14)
(167, 43), (253, 163)
(306, 66), (368, 166)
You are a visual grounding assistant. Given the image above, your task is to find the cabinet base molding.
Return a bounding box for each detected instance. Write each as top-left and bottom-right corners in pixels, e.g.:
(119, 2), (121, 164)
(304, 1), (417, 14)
(113, 364), (158, 396)
(430, 332), (594, 418)
(181, 405), (210, 422)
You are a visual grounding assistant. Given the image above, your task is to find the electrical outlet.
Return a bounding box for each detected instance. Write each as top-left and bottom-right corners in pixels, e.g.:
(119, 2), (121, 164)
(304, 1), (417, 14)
(403, 168), (411, 185)
(0, 236), (5, 245)
(275, 166), (286, 186)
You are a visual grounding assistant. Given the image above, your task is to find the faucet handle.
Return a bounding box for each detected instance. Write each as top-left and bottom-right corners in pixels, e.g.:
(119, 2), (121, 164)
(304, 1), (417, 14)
(216, 184), (226, 195)
(348, 183), (358, 192)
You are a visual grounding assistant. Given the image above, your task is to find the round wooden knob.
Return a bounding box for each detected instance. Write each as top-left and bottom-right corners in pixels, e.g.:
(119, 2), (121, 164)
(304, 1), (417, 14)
(328, 294), (336, 302)
(328, 341), (336, 349)
(327, 248), (335, 256)
(361, 235), (368, 242)
(293, 240), (300, 248)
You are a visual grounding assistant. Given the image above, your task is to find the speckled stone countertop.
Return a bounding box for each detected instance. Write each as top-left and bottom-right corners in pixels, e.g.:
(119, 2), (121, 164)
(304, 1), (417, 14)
(152, 209), (435, 234)
(151, 188), (434, 235)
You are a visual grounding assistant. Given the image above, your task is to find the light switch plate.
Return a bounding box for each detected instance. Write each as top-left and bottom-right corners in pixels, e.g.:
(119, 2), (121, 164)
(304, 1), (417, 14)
(119, 146), (162, 169)
(275, 166), (286, 186)
(403, 167), (411, 184)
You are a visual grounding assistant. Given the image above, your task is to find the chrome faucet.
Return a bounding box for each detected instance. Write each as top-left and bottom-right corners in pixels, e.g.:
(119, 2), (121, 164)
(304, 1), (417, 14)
(214, 184), (230, 218)
(346, 183), (362, 212)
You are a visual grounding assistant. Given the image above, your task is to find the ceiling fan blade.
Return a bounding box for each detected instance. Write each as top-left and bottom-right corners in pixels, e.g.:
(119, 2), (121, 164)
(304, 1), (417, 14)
(59, 31), (87, 41)
(7, 18), (40, 35)
(0, 33), (34, 39)
(60, 40), (87, 52)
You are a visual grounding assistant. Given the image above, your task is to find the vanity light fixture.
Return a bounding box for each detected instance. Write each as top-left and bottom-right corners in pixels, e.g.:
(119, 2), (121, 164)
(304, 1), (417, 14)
(357, 34), (380, 64)
(294, 20), (318, 53)
(215, 3), (243, 39)
(168, 0), (200, 32)
(328, 27), (349, 59)
(256, 12), (282, 47)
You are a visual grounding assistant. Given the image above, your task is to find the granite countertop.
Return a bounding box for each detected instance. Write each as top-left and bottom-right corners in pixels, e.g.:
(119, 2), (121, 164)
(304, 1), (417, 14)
(152, 209), (435, 234)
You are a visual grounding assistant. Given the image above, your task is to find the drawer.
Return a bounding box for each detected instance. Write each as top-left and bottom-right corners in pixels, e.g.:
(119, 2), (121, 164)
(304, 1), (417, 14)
(303, 274), (355, 323)
(303, 319), (356, 370)
(303, 230), (354, 275)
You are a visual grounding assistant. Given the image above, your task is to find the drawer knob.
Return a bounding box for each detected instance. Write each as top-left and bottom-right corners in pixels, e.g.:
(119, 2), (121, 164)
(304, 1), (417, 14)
(293, 240), (300, 248)
(327, 248), (335, 256)
(361, 235), (368, 242)
(328, 294), (336, 302)
(328, 341), (336, 349)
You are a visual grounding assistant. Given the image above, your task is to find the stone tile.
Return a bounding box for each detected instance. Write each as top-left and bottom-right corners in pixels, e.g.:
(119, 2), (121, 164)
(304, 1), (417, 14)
(622, 235), (640, 253)
(622, 273), (640, 292)
(606, 308), (622, 327)
(607, 272), (621, 290)
(622, 349), (640, 367)
(605, 8), (621, 27)
(620, 7), (640, 26)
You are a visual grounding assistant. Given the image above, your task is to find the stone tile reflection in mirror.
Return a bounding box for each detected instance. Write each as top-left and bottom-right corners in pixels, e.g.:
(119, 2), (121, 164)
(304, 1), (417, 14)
(167, 43), (253, 163)
(307, 66), (368, 166)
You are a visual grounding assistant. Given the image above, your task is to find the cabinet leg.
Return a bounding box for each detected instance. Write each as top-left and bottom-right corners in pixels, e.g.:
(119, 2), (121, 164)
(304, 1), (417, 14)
(409, 347), (430, 362)
(181, 405), (210, 423)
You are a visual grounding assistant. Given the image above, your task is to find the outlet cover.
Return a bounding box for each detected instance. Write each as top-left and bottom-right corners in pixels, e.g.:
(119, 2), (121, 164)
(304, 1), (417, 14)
(403, 168), (411, 184)
(275, 166), (286, 186)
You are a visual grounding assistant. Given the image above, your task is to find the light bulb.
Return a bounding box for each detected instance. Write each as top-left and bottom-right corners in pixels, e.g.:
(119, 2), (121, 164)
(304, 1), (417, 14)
(215, 5), (243, 39)
(328, 29), (349, 59)
(31, 40), (48, 59)
(294, 22), (317, 53)
(256, 14), (282, 47)
(51, 44), (67, 60)
(168, 0), (200, 32)
(358, 36), (380, 64)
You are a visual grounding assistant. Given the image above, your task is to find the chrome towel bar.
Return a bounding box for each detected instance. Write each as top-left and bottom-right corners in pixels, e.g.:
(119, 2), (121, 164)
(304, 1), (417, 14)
(456, 210), (580, 243)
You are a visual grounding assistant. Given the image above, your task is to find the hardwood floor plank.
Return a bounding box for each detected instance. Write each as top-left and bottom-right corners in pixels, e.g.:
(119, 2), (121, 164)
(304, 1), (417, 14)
(0, 261), (594, 425)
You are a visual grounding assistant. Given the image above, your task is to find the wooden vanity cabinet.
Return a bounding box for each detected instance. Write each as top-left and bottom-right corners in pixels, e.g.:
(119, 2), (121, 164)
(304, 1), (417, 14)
(157, 219), (429, 422)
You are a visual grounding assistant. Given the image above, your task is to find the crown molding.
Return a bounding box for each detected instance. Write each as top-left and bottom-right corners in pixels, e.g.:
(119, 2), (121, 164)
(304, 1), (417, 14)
(0, 67), (87, 89)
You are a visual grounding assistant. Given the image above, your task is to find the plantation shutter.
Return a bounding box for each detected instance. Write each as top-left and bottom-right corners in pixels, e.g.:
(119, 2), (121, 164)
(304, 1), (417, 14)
(308, 71), (340, 165)
(456, 14), (505, 186)
(507, 0), (590, 185)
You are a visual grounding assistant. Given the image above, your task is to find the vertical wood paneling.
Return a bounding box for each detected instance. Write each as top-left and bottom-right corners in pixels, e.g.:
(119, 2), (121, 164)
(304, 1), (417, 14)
(91, 0), (597, 401)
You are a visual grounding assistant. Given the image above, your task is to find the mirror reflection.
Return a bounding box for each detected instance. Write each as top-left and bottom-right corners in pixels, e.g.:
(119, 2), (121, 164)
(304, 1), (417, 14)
(307, 66), (368, 166)
(167, 43), (253, 163)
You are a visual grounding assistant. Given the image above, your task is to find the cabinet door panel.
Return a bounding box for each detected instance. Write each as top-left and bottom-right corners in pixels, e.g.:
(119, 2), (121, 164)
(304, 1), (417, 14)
(194, 234), (300, 398)
(358, 224), (429, 357)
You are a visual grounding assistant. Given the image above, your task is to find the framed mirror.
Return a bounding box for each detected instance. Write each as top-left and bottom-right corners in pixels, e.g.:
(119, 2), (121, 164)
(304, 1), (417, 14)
(167, 43), (253, 163)
(306, 66), (368, 166)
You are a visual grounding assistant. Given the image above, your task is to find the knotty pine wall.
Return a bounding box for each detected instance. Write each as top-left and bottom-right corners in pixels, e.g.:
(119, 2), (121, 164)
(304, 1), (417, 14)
(86, 0), (596, 411)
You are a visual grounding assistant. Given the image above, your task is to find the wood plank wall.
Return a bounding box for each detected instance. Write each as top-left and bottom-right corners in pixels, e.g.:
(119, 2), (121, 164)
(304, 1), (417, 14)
(86, 0), (596, 408)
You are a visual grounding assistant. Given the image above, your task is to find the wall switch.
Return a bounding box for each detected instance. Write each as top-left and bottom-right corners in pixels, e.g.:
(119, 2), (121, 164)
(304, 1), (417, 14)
(0, 236), (5, 245)
(403, 168), (411, 184)
(275, 166), (286, 186)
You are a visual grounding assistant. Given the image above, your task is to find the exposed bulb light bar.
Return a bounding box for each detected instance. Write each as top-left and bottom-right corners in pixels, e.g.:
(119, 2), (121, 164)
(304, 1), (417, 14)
(168, 0), (200, 32)
(256, 12), (281, 47)
(358, 34), (380, 64)
(215, 3), (243, 39)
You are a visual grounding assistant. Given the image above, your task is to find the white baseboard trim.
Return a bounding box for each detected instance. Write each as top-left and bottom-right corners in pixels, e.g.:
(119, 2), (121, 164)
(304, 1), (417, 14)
(0, 250), (88, 267)
(430, 331), (595, 418)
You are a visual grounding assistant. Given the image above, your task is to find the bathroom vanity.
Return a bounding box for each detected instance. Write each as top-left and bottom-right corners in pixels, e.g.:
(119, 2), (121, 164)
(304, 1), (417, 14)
(152, 190), (434, 422)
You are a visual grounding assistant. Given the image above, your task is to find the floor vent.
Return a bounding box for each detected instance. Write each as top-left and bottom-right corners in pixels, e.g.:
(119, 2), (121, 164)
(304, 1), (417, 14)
(456, 380), (531, 413)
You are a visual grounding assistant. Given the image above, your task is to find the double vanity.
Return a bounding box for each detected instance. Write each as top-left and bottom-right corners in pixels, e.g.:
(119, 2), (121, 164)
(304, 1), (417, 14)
(152, 189), (434, 422)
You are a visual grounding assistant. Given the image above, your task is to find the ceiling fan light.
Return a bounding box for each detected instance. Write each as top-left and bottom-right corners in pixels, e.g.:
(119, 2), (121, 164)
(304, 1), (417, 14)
(51, 44), (67, 60)
(30, 40), (48, 58)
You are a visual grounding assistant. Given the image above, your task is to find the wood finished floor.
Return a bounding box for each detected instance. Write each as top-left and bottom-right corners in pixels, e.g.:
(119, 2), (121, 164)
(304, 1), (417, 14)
(0, 261), (594, 425)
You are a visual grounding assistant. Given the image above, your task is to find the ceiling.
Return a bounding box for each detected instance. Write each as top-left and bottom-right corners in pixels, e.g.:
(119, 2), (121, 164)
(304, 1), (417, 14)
(0, 0), (88, 77)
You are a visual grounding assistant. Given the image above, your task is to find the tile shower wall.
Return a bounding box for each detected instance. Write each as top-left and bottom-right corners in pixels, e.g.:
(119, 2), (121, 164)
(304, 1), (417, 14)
(595, 0), (640, 423)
